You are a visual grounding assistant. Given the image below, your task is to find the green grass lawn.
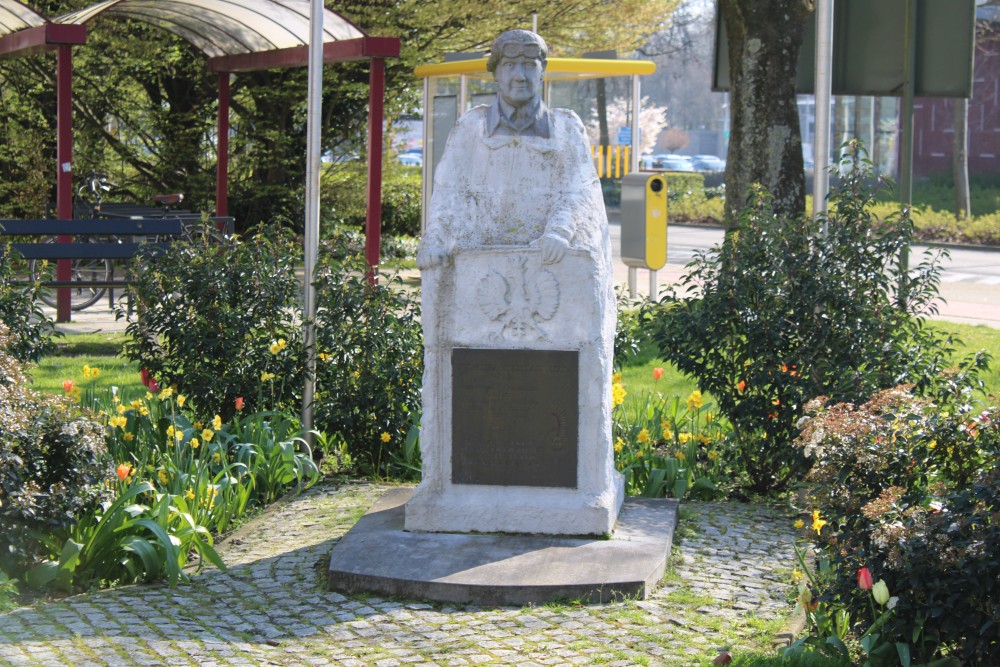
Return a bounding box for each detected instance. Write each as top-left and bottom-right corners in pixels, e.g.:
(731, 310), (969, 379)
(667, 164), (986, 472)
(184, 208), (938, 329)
(29, 332), (143, 397)
(28, 321), (1000, 406)
(618, 319), (1000, 403)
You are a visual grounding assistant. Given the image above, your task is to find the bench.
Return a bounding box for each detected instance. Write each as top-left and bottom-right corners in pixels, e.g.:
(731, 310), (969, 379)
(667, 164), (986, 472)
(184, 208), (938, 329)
(0, 219), (188, 315)
(76, 202), (235, 234)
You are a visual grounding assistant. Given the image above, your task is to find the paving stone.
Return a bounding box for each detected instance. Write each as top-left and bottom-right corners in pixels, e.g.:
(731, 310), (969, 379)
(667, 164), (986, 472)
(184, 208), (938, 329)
(0, 483), (799, 666)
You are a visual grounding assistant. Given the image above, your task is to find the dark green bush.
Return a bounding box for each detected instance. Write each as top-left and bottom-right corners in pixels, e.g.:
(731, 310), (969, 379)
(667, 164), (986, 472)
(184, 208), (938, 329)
(0, 325), (110, 578)
(312, 252), (422, 474)
(119, 232), (304, 421)
(0, 242), (57, 362)
(797, 389), (999, 665)
(321, 160), (422, 238)
(647, 145), (957, 493)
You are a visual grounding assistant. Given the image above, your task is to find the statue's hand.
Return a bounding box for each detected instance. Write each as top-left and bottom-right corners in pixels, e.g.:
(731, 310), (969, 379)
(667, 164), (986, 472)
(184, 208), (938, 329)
(416, 246), (449, 270)
(538, 234), (570, 264)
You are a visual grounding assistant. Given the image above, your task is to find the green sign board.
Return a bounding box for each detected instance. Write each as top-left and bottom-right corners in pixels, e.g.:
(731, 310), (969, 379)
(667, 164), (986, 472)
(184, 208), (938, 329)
(713, 0), (976, 98)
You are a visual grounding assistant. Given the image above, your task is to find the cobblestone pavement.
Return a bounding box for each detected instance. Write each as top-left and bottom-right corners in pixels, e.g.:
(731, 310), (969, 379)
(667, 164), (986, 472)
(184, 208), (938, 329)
(0, 483), (800, 666)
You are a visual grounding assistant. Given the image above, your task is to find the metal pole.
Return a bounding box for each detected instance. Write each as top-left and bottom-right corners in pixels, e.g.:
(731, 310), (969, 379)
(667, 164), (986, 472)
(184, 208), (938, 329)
(420, 76), (430, 234)
(899, 0), (917, 306)
(813, 0), (834, 221)
(630, 74), (641, 172)
(56, 44), (73, 323)
(301, 0), (323, 435)
(216, 72), (230, 222)
(365, 57), (386, 281)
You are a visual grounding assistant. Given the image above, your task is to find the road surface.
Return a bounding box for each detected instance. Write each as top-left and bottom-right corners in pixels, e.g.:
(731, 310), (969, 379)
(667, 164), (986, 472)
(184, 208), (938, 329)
(609, 221), (1000, 329)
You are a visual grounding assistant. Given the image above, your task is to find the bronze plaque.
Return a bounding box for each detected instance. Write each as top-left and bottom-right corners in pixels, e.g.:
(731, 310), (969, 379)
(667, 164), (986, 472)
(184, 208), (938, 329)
(451, 348), (578, 488)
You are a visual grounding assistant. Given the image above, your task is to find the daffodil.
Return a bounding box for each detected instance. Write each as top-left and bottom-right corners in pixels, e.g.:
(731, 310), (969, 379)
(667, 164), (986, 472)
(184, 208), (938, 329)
(212, 415), (222, 431)
(636, 428), (651, 444)
(201, 428), (214, 442)
(380, 432), (391, 443)
(177, 395), (186, 407)
(611, 382), (627, 407)
(811, 509), (827, 535)
(261, 372), (275, 382)
(189, 437), (200, 449)
(686, 390), (703, 411)
(614, 437), (624, 452)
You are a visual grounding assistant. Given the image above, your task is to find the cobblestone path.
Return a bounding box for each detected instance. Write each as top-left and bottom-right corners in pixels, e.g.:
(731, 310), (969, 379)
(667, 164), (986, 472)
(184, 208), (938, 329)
(0, 482), (799, 666)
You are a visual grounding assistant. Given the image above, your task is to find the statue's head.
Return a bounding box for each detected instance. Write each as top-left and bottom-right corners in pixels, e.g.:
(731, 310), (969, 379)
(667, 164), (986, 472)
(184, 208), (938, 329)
(488, 30), (548, 109)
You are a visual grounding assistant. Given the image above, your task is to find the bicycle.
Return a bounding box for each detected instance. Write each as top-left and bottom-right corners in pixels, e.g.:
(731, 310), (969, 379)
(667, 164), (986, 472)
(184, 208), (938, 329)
(29, 173), (117, 311)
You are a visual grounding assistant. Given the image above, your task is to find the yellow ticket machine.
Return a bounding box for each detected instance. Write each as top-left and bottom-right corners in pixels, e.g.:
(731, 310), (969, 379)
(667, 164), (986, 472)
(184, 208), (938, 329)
(620, 172), (668, 271)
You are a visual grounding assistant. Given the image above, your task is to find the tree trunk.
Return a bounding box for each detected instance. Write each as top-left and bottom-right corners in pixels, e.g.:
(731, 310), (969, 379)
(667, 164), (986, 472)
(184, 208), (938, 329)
(596, 78), (610, 148)
(720, 0), (811, 224)
(953, 97), (971, 220)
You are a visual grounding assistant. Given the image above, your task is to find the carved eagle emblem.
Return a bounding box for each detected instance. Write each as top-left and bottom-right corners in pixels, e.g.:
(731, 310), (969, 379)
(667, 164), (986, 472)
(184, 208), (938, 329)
(476, 256), (560, 342)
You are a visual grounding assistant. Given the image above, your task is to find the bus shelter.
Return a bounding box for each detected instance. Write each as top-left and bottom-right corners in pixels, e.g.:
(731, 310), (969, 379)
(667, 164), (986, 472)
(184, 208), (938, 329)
(413, 56), (655, 231)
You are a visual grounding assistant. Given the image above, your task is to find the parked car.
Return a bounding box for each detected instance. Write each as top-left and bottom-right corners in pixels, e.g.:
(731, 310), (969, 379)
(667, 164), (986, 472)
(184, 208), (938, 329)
(691, 155), (726, 172)
(398, 152), (422, 167)
(654, 155), (695, 171)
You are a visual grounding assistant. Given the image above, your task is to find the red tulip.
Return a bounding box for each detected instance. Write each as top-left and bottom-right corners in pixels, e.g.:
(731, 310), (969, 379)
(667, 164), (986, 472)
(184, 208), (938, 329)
(857, 566), (873, 590)
(652, 367), (664, 381)
(115, 463), (131, 481)
(235, 396), (245, 411)
(62, 379), (74, 394)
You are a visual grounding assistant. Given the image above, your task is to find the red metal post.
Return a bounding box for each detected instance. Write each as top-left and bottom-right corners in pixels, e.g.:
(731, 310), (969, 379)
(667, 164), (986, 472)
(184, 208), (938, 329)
(56, 43), (73, 322)
(216, 72), (230, 224)
(365, 57), (386, 283)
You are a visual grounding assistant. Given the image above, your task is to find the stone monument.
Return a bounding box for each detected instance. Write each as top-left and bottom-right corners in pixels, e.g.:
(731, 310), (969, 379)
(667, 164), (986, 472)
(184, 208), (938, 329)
(404, 29), (623, 536)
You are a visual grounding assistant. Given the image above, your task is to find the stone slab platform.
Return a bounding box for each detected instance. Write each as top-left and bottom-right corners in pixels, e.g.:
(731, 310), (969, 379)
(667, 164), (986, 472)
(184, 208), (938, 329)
(328, 487), (678, 605)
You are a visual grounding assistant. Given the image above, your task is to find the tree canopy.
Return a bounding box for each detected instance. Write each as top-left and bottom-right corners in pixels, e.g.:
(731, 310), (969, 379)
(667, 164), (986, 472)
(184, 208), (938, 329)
(0, 0), (678, 228)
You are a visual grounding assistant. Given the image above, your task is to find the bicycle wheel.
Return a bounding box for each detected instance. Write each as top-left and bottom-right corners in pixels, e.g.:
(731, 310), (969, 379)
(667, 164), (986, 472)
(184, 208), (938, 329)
(28, 237), (112, 311)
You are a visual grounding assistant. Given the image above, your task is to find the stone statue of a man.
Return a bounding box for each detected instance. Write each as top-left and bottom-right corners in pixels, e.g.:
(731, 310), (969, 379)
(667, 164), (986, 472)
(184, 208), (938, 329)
(416, 29), (611, 277)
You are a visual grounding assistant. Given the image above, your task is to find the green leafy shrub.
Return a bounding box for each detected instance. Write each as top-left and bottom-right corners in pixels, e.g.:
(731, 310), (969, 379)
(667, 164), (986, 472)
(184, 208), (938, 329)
(648, 145), (958, 493)
(119, 232), (304, 421)
(321, 160), (422, 238)
(0, 325), (110, 578)
(796, 389), (999, 665)
(0, 242), (57, 362)
(312, 253), (422, 474)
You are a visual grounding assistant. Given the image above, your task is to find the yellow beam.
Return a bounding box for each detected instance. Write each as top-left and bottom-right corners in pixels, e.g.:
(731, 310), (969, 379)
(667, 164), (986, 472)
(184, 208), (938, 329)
(414, 57), (655, 80)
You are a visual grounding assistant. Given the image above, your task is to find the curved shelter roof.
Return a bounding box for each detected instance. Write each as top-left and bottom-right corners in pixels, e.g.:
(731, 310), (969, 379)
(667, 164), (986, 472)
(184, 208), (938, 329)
(52, 0), (365, 58)
(0, 0), (44, 36)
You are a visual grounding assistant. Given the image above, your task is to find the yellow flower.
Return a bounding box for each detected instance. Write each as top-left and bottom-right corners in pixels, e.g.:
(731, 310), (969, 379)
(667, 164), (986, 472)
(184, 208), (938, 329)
(177, 395), (186, 407)
(706, 413), (715, 422)
(707, 450), (719, 461)
(159, 387), (173, 400)
(612, 372), (622, 384)
(166, 425), (176, 438)
(352, 370), (361, 380)
(611, 382), (627, 407)
(794, 519), (805, 529)
(697, 434), (711, 445)
(269, 341), (282, 355)
(928, 440), (937, 449)
(117, 404), (127, 415)
(131, 399), (141, 410)
(194, 421), (203, 430)
(674, 451), (686, 461)
(139, 406), (149, 417)
(109, 415), (127, 429)
(157, 469), (168, 484)
(90, 367), (100, 378)
(636, 428), (651, 444)
(201, 428), (214, 442)
(82, 364), (91, 379)
(189, 437), (200, 449)
(636, 451), (644, 458)
(679, 432), (692, 444)
(212, 453), (222, 464)
(686, 390), (703, 411)
(811, 510), (827, 536)
(380, 432), (391, 443)
(792, 569), (804, 582)
(614, 437), (624, 453)
(145, 391), (153, 400)
(185, 489), (195, 500)
(318, 353), (331, 362)
(212, 415), (222, 431)
(661, 424), (674, 440)
(123, 432), (134, 441)
(261, 372), (275, 382)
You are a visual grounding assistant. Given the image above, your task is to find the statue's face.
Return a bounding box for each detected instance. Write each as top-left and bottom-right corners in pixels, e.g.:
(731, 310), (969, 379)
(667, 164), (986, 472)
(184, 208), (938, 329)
(495, 42), (545, 108)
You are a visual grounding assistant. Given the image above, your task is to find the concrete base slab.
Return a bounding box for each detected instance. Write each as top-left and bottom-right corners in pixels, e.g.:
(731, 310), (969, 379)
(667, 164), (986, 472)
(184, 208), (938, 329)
(328, 487), (678, 606)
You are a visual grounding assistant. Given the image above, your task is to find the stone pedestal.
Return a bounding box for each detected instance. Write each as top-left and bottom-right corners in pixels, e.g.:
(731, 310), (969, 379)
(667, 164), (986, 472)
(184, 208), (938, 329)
(404, 246), (623, 536)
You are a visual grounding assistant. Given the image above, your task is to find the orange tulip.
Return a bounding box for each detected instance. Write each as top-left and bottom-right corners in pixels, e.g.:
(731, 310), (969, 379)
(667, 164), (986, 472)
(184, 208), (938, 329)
(737, 380), (746, 392)
(115, 463), (131, 481)
(235, 396), (245, 411)
(62, 379), (74, 394)
(652, 367), (664, 381)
